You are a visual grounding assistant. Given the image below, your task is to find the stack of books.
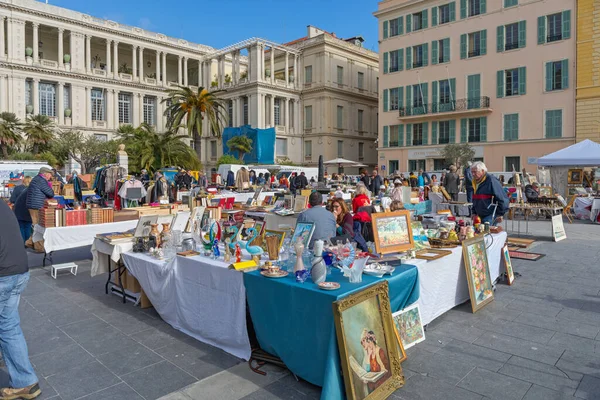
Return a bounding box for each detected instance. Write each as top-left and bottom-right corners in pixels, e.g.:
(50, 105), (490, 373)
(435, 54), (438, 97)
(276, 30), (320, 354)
(39, 207), (57, 228)
(63, 209), (88, 226)
(87, 208), (114, 224)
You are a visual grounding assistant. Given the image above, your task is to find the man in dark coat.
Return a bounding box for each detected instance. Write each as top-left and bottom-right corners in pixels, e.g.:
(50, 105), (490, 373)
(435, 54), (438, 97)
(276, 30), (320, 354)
(369, 170), (383, 195)
(443, 165), (460, 201)
(14, 189), (32, 242)
(25, 167), (54, 247)
(360, 171), (371, 188)
(295, 172), (309, 190)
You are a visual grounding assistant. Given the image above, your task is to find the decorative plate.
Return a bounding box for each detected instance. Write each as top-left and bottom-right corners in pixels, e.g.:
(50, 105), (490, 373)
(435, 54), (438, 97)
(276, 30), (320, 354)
(317, 282), (341, 291)
(260, 270), (288, 279)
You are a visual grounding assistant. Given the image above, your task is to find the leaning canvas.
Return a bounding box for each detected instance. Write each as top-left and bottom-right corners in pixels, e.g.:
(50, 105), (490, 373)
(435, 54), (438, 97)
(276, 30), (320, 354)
(461, 236), (494, 313)
(392, 304), (425, 350)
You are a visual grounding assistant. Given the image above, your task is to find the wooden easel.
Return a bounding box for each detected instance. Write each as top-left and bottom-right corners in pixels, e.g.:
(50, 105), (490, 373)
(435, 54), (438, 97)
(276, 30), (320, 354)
(563, 194), (577, 223)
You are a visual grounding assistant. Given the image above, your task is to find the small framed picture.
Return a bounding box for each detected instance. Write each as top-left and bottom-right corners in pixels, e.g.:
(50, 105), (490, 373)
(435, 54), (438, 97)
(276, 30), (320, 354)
(290, 221), (315, 248)
(392, 303), (425, 350)
(254, 220), (266, 236)
(568, 169), (583, 184)
(502, 245), (514, 285)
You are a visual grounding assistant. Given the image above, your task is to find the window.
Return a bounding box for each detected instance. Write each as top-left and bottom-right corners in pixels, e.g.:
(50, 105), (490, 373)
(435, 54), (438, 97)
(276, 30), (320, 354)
(389, 17), (402, 37)
(389, 125), (400, 147)
(505, 69), (519, 96)
(413, 45), (425, 68)
(435, 38), (450, 64)
(390, 50), (400, 73)
(468, 31), (481, 57)
(412, 11), (426, 32)
(438, 120), (451, 144)
(91, 89), (105, 121)
(412, 84), (424, 107)
(434, 158), (448, 170)
(39, 83), (56, 117)
(539, 11), (571, 44)
(546, 60), (568, 91)
(408, 160), (426, 172)
(304, 105), (312, 129)
(357, 72), (364, 89)
(505, 23), (519, 50)
(461, 30), (487, 59)
(504, 0), (518, 7)
(210, 140), (217, 159)
(412, 123), (424, 146)
(505, 156), (520, 172)
(389, 88), (399, 111)
(337, 140), (343, 157)
(337, 106), (343, 129)
(468, 118), (481, 142)
(439, 4), (451, 24)
(545, 109), (562, 138)
(94, 134), (107, 142)
(547, 13), (562, 42)
(64, 85), (70, 112)
(243, 97), (248, 125)
(498, 21), (526, 52)
(389, 160), (399, 174)
(439, 80), (451, 104)
(503, 113), (519, 141)
(305, 66), (312, 84)
(498, 67), (526, 98)
(337, 66), (344, 85)
(358, 142), (364, 160)
(276, 138), (288, 156)
(25, 80), (32, 107)
(469, 0), (482, 17)
(305, 140), (312, 159)
(274, 98), (281, 126)
(143, 96), (156, 126)
(358, 110), (364, 131)
(118, 93), (132, 124)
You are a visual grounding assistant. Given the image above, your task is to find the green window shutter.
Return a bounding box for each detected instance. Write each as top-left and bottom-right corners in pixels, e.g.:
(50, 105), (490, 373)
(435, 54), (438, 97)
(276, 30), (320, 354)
(422, 9), (428, 29)
(460, 119), (467, 142)
(406, 47), (412, 70)
(443, 38), (450, 62)
(383, 20), (389, 39)
(480, 29), (487, 55)
(406, 85), (412, 112)
(460, 0), (467, 19)
(460, 34), (467, 59)
(398, 49), (404, 71)
(422, 82), (429, 108)
(563, 10), (571, 39)
(398, 16), (404, 35)
(432, 121), (438, 144)
(545, 111), (551, 138)
(383, 52), (389, 74)
(497, 70), (504, 98)
(545, 62), (553, 91)
(503, 115), (509, 140)
(423, 122), (429, 145)
(432, 81), (438, 112)
(432, 40), (439, 65)
(406, 124), (413, 146)
(557, 111), (563, 137)
(514, 114), (519, 140)
(562, 59), (569, 89)
(406, 14), (412, 33)
(480, 0), (486, 14)
(449, 120), (456, 143)
(504, 0), (518, 7)
(450, 78), (456, 104)
(497, 26), (504, 53)
(399, 124), (404, 147)
(518, 66), (526, 95)
(383, 126), (389, 147)
(383, 89), (389, 112)
(432, 6), (438, 26)
(398, 86), (404, 109)
(538, 16), (546, 44)
(450, 1), (456, 21)
(423, 43), (429, 66)
(480, 117), (487, 142)
(518, 20), (526, 48)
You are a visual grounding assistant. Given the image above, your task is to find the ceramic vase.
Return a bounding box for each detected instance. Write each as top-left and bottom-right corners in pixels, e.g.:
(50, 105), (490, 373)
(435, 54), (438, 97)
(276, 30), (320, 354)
(160, 223), (171, 248)
(149, 224), (161, 248)
(311, 240), (327, 284)
(294, 240), (305, 273)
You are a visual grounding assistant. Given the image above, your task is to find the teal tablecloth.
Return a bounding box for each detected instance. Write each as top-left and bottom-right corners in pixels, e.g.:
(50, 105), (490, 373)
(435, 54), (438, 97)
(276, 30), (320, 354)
(244, 264), (419, 400)
(403, 200), (432, 215)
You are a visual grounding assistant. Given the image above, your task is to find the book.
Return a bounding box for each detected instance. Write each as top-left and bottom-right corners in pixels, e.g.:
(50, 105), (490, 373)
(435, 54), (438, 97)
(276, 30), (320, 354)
(349, 355), (386, 383)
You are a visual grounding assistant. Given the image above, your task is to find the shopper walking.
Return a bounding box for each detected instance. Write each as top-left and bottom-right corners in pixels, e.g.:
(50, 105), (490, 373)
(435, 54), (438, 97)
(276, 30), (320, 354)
(0, 200), (41, 399)
(443, 165), (460, 201)
(25, 167), (54, 248)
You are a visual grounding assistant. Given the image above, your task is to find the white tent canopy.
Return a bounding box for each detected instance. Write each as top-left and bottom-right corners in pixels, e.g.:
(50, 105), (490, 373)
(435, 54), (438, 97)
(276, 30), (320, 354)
(537, 139), (600, 166)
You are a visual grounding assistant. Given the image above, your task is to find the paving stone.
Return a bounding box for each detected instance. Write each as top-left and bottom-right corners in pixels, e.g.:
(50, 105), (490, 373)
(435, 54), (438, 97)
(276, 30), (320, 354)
(60, 316), (122, 341)
(507, 356), (583, 381)
(435, 338), (511, 372)
(393, 374), (483, 400)
(474, 333), (563, 366)
(556, 350), (600, 379)
(505, 299), (563, 318)
(457, 367), (531, 400)
(23, 323), (76, 357)
(46, 360), (121, 400)
(76, 382), (144, 400)
(401, 349), (475, 385)
(158, 392), (193, 400)
(522, 385), (580, 400)
(427, 320), (486, 343)
(240, 375), (320, 400)
(474, 318), (556, 345)
(30, 343), (95, 378)
(548, 332), (599, 354)
(76, 333), (140, 357)
(574, 375), (600, 399)
(96, 342), (164, 376)
(131, 327), (185, 350)
(498, 362), (578, 394)
(121, 361), (197, 400)
(515, 312), (600, 340)
(409, 330), (454, 354)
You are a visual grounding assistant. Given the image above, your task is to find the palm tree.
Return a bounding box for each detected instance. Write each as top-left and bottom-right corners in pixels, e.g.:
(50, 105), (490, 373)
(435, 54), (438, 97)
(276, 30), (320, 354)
(23, 114), (56, 154)
(226, 135), (253, 162)
(0, 112), (22, 158)
(162, 86), (228, 160)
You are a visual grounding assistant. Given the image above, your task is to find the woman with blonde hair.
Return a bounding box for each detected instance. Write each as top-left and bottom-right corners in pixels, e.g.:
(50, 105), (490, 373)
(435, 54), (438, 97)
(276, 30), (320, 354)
(352, 183), (371, 213)
(9, 176), (31, 204)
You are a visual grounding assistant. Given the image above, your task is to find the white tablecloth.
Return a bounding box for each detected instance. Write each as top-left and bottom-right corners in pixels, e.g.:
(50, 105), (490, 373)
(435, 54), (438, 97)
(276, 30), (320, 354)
(122, 252), (251, 360)
(32, 220), (138, 253)
(591, 199), (600, 223)
(413, 231), (507, 325)
(91, 238), (134, 277)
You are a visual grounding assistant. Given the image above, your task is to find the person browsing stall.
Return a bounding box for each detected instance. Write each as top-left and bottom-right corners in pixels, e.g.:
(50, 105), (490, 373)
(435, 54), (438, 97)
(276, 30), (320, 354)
(25, 167), (54, 248)
(471, 161), (509, 225)
(297, 192), (336, 248)
(331, 198), (354, 237)
(352, 183), (371, 213)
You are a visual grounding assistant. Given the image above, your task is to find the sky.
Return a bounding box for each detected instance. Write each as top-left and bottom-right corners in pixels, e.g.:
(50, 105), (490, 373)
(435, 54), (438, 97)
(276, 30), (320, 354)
(45, 0), (380, 52)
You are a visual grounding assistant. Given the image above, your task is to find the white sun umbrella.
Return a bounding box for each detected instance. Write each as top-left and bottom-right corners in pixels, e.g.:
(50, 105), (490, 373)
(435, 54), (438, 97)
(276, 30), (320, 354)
(323, 158), (360, 174)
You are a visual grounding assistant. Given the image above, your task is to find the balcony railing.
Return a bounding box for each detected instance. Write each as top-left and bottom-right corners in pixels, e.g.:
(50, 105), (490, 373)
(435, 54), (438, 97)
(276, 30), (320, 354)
(468, 50), (481, 58)
(92, 68), (107, 77)
(40, 59), (58, 69)
(547, 33), (562, 43)
(119, 73), (133, 81)
(144, 77), (157, 85)
(505, 42), (519, 51)
(399, 96), (490, 117)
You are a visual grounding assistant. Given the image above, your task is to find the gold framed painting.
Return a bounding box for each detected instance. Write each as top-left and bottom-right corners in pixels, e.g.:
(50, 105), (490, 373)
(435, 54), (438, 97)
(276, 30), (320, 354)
(415, 249), (452, 261)
(462, 236), (494, 313)
(538, 186), (553, 197)
(264, 229), (286, 250)
(568, 169), (583, 184)
(333, 281), (405, 400)
(371, 211), (414, 255)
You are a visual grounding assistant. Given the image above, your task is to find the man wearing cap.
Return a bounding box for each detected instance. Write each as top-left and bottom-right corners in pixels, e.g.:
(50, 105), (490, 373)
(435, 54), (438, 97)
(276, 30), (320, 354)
(471, 161), (509, 225)
(25, 167), (54, 248)
(525, 182), (540, 202)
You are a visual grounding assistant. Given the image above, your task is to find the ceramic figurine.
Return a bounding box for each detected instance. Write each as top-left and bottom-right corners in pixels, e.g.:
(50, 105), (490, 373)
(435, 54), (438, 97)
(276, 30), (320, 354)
(212, 239), (220, 259)
(226, 225), (239, 250)
(235, 243), (242, 263)
(224, 238), (231, 263)
(245, 227), (264, 258)
(311, 240), (327, 284)
(294, 240), (305, 273)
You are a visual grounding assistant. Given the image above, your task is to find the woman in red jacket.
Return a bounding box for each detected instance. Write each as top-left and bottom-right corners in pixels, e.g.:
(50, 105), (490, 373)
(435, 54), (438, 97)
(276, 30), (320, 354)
(352, 184), (371, 213)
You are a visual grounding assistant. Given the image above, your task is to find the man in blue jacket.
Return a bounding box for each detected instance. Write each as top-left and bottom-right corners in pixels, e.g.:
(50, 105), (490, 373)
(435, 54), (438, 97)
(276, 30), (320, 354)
(470, 162), (509, 225)
(25, 167), (54, 247)
(464, 161), (473, 203)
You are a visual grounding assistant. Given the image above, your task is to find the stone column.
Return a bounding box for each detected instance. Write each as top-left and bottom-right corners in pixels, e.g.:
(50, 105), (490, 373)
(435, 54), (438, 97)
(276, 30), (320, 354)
(32, 78), (39, 115)
(217, 57), (223, 88)
(285, 51), (289, 86)
(270, 47), (274, 84)
(271, 95), (275, 127)
(106, 88), (113, 129)
(57, 82), (64, 125)
(113, 90), (118, 128)
(177, 55), (182, 85)
(139, 93), (144, 125)
(113, 41), (119, 79)
(285, 98), (290, 131)
(157, 96), (164, 130)
(183, 57), (188, 86)
(162, 52), (167, 86)
(138, 47), (144, 82)
(0, 18), (4, 59)
(85, 87), (92, 127)
(295, 100), (300, 133)
(132, 45), (137, 80)
(198, 60), (202, 87)
(57, 28), (64, 67)
(105, 39), (111, 76)
(155, 50), (160, 83)
(85, 35), (91, 72)
(293, 55), (298, 89)
(132, 92), (139, 126)
(32, 23), (39, 64)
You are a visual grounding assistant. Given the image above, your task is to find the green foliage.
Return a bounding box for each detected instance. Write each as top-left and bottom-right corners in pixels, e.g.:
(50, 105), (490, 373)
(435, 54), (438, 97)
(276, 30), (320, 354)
(217, 154), (240, 167)
(440, 143), (475, 169)
(8, 152), (36, 161)
(276, 157), (299, 166)
(37, 151), (59, 167)
(23, 114), (56, 154)
(0, 112), (22, 158)
(226, 135), (253, 162)
(52, 130), (118, 174)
